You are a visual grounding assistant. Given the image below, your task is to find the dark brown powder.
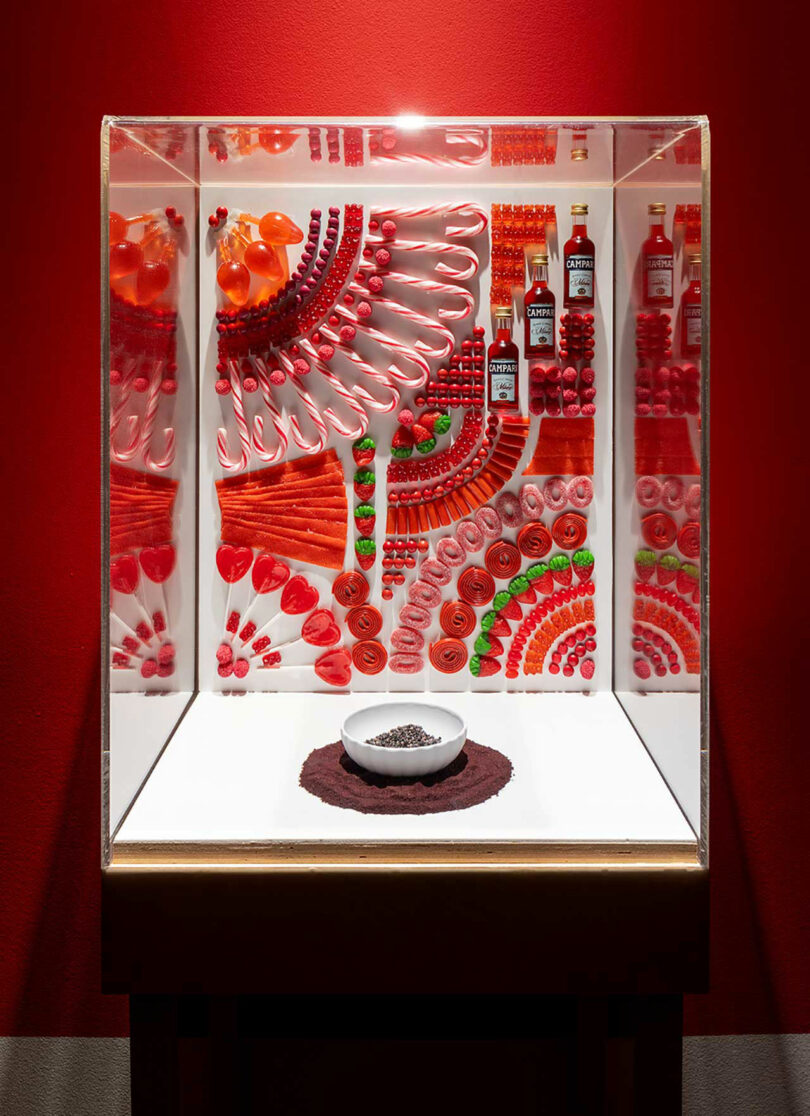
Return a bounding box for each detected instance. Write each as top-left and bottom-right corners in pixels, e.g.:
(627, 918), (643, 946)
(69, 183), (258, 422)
(299, 740), (513, 815)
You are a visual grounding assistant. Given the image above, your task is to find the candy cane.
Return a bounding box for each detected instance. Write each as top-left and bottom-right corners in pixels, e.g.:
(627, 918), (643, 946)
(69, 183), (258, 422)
(110, 358), (141, 462)
(141, 361), (176, 472)
(298, 338), (369, 438)
(277, 352), (328, 453)
(317, 325), (401, 413)
(349, 281), (455, 359)
(370, 203), (488, 238)
(217, 360), (252, 472)
(333, 305), (430, 387)
(370, 129), (488, 167)
(366, 235), (479, 280)
(381, 272), (475, 320)
(252, 358), (288, 464)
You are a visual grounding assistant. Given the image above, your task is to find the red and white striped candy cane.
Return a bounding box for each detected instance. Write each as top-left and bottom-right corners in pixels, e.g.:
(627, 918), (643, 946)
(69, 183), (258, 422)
(380, 272), (475, 320)
(366, 234), (479, 281)
(297, 338), (369, 439)
(252, 358), (288, 464)
(277, 352), (328, 453)
(110, 358), (141, 462)
(370, 129), (488, 167)
(141, 360), (176, 472)
(317, 325), (400, 413)
(217, 360), (252, 472)
(349, 281), (455, 359)
(370, 202), (488, 238)
(334, 305), (430, 387)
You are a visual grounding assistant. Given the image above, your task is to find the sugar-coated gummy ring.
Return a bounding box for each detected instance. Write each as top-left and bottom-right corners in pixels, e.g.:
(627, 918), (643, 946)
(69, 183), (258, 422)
(641, 512), (678, 550)
(429, 638), (468, 673)
(439, 599), (477, 638)
(420, 557), (453, 587)
(485, 540), (522, 580)
(389, 651), (424, 674)
(495, 490), (523, 528)
(458, 566), (496, 607)
(346, 604), (383, 639)
(520, 483), (544, 520)
(677, 520), (701, 559)
(456, 520), (485, 553)
(474, 505), (503, 540)
(408, 579), (442, 609)
(436, 536), (467, 568)
(551, 512), (588, 550)
(543, 476), (568, 511)
(567, 476), (593, 508)
(685, 483), (701, 519)
(517, 522), (552, 558)
(391, 626), (425, 652)
(351, 640), (388, 675)
(635, 476), (662, 508)
(399, 603), (432, 629)
(660, 475), (685, 511)
(332, 570), (369, 607)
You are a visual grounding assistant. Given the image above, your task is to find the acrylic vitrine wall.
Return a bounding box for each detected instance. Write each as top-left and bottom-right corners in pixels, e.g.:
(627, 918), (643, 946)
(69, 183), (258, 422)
(102, 117), (708, 868)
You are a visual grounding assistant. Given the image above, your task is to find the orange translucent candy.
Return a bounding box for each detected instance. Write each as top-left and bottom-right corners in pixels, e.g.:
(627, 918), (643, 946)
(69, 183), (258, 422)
(258, 127), (299, 155)
(109, 212), (127, 242)
(217, 259), (251, 306)
(109, 240), (142, 279)
(136, 260), (171, 306)
(258, 211), (303, 244)
(244, 240), (283, 280)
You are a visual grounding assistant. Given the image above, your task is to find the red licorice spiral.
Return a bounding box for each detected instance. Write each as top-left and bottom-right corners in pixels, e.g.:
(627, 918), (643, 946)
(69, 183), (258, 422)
(677, 520), (701, 559)
(517, 522), (552, 558)
(457, 566), (496, 607)
(351, 640), (388, 674)
(346, 604), (383, 639)
(332, 570), (370, 607)
(439, 600), (477, 638)
(484, 540), (521, 580)
(429, 638), (468, 673)
(551, 512), (588, 550)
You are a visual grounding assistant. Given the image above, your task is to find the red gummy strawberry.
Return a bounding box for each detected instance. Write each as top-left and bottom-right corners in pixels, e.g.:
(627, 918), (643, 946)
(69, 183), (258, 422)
(676, 563), (699, 595)
(549, 555), (572, 585)
(352, 436), (375, 467)
(657, 554), (680, 586)
(412, 423), (436, 454)
(355, 539), (376, 570)
(489, 615), (511, 637)
(692, 585), (700, 605)
(515, 586), (537, 605)
(419, 409), (443, 431)
(487, 634), (505, 657)
(391, 427), (414, 458)
(572, 549), (594, 582)
(634, 548), (656, 582)
(471, 654), (501, 678)
(353, 469), (375, 501)
(499, 597), (522, 621)
(354, 505), (376, 537)
(529, 565), (553, 595)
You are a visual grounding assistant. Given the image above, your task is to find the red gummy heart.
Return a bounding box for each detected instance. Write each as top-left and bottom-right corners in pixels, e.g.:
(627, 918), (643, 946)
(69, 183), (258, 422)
(301, 608), (340, 647)
(139, 544), (176, 584)
(111, 554), (139, 594)
(281, 575), (318, 615)
(314, 646), (352, 687)
(252, 552), (290, 594)
(216, 544), (253, 584)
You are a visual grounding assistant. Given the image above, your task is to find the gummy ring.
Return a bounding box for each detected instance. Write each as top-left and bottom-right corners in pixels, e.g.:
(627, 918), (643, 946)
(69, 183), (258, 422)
(429, 638), (468, 673)
(677, 520), (701, 559)
(439, 600), (477, 638)
(660, 476), (685, 511)
(543, 476), (568, 511)
(332, 570), (369, 608)
(641, 512), (678, 550)
(519, 483), (544, 520)
(685, 483), (701, 519)
(408, 579), (442, 609)
(567, 476), (593, 508)
(635, 476), (662, 509)
(484, 540), (522, 580)
(436, 536), (467, 568)
(474, 505), (502, 539)
(551, 512), (588, 550)
(351, 640), (388, 675)
(346, 604), (383, 639)
(457, 566), (496, 606)
(420, 557), (452, 587)
(517, 522), (552, 558)
(399, 603), (432, 629)
(456, 520), (485, 553)
(391, 626), (425, 652)
(495, 490), (523, 528)
(389, 652), (424, 674)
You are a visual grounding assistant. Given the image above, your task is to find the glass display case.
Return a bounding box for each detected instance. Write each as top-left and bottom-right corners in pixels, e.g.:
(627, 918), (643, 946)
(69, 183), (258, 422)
(102, 116), (708, 870)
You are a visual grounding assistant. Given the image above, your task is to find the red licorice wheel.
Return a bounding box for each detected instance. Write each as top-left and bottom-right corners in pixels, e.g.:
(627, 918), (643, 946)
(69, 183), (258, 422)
(641, 512), (678, 550)
(551, 512), (588, 550)
(351, 639), (388, 675)
(332, 570), (369, 607)
(484, 540), (522, 580)
(346, 604), (383, 639)
(457, 566), (496, 606)
(677, 520), (701, 559)
(429, 638), (468, 673)
(439, 599), (477, 638)
(517, 522), (552, 558)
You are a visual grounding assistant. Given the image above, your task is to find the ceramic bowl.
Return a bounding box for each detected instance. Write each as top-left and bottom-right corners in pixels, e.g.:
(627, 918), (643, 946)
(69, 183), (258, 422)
(341, 702), (467, 777)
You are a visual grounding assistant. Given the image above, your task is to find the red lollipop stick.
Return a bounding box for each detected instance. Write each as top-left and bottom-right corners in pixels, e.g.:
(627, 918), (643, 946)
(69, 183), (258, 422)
(249, 608), (340, 659)
(238, 552), (291, 631)
(110, 554), (154, 637)
(139, 543), (176, 640)
(216, 543), (254, 640)
(244, 575), (320, 649)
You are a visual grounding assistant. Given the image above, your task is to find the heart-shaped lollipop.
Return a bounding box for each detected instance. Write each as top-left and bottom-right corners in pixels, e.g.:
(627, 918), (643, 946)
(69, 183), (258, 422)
(301, 609), (340, 647)
(314, 646), (352, 687)
(252, 552), (290, 594)
(139, 544), (176, 584)
(216, 544), (253, 583)
(111, 554), (140, 594)
(281, 575), (318, 615)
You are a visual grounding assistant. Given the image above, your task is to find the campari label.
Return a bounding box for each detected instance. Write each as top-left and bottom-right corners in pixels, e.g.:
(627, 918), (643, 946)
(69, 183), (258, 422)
(489, 358), (517, 402)
(646, 254), (673, 300)
(526, 303), (555, 349)
(565, 254), (594, 300)
(684, 304), (701, 349)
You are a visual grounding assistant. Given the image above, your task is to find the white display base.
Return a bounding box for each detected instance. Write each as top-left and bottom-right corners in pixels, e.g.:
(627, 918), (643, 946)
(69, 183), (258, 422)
(114, 691), (697, 860)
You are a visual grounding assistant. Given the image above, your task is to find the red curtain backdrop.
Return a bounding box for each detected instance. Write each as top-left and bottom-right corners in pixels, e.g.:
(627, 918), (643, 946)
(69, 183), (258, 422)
(1, 0), (806, 1037)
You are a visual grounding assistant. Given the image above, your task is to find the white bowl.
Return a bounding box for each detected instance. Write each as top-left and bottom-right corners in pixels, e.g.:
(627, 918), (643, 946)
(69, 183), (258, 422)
(341, 702), (467, 777)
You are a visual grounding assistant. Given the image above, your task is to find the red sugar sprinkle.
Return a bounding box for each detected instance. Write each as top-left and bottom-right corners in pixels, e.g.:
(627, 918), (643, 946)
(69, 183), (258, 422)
(216, 643), (233, 664)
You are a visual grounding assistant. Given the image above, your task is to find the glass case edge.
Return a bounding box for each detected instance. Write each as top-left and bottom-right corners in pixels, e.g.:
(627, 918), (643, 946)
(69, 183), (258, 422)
(699, 121), (711, 868)
(100, 118), (112, 868)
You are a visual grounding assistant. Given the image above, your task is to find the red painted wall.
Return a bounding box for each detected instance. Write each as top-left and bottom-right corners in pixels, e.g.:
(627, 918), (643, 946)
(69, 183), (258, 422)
(1, 0), (805, 1037)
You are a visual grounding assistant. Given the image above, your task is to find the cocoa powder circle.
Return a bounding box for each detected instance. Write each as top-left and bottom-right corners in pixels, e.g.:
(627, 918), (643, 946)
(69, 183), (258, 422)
(299, 739), (513, 815)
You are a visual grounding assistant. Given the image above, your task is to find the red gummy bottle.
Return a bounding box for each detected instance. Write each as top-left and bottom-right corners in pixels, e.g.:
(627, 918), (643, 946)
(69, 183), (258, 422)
(487, 306), (520, 413)
(524, 253), (556, 358)
(680, 252), (702, 357)
(643, 203), (674, 308)
(563, 204), (595, 309)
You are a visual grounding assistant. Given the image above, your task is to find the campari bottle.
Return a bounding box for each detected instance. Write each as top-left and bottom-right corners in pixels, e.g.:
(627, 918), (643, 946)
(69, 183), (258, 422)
(680, 253), (702, 357)
(487, 306), (520, 413)
(524, 253), (556, 358)
(563, 203), (595, 308)
(643, 203), (674, 307)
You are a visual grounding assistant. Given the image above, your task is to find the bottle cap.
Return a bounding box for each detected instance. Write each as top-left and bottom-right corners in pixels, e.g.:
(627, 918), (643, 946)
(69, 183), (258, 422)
(688, 253), (701, 264)
(494, 305), (513, 320)
(648, 203), (666, 214)
(530, 253), (549, 266)
(571, 204), (588, 215)
(571, 148), (588, 161)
